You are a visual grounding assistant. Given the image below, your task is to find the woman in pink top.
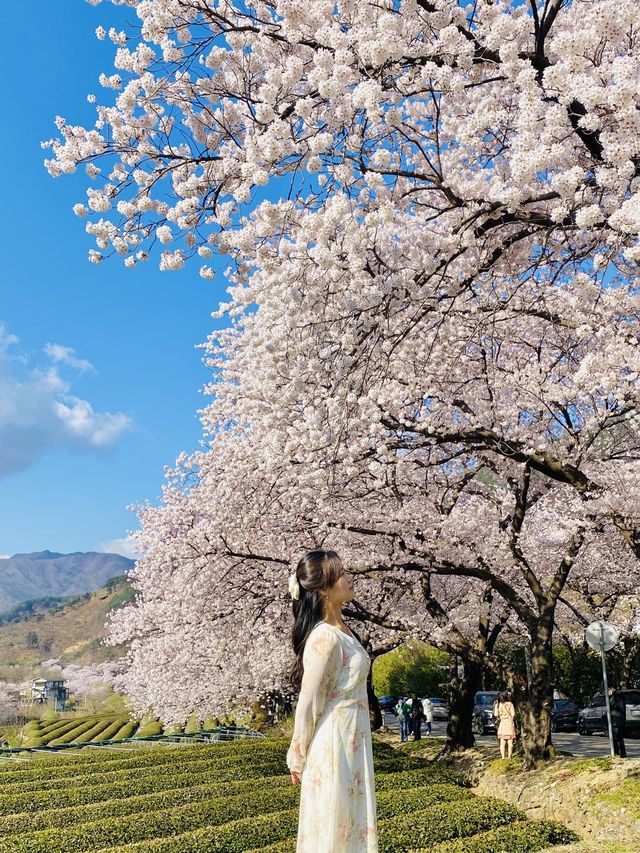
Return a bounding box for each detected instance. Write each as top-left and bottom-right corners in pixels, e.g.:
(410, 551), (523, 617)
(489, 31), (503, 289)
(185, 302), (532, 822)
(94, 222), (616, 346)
(494, 690), (517, 759)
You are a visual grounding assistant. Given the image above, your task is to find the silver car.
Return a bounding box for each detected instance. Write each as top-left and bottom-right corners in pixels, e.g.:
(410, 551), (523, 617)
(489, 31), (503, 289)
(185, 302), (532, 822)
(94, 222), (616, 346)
(428, 697), (449, 721)
(578, 689), (640, 736)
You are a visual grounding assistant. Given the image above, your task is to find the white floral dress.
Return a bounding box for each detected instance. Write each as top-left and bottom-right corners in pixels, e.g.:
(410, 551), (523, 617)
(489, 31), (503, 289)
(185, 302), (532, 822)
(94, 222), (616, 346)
(286, 621), (378, 853)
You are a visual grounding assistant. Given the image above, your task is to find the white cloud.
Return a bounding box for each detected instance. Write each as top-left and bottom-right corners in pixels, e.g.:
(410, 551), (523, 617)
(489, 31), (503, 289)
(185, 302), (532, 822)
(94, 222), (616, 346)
(0, 328), (18, 352)
(44, 343), (95, 373)
(0, 555), (9, 561)
(53, 398), (131, 448)
(0, 322), (132, 478)
(99, 534), (141, 560)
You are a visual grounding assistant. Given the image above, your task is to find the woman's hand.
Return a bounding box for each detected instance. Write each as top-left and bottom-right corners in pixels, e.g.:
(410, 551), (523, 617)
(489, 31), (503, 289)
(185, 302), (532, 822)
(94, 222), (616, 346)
(290, 771), (301, 785)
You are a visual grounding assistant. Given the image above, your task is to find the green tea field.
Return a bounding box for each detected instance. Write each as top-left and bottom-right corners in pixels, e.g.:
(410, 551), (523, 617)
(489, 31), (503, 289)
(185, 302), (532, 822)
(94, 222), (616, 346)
(0, 737), (576, 852)
(18, 714), (178, 748)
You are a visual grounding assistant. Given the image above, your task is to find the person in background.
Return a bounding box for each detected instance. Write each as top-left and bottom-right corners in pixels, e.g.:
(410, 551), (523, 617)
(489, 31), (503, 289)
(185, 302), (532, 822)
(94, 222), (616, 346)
(422, 697), (433, 736)
(609, 685), (627, 758)
(494, 690), (517, 759)
(395, 696), (411, 743)
(411, 694), (424, 741)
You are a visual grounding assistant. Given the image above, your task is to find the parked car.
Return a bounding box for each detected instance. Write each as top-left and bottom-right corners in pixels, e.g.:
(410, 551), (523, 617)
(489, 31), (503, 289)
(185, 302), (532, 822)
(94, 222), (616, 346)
(471, 690), (499, 735)
(577, 693), (606, 735)
(428, 697), (449, 721)
(377, 695), (398, 714)
(550, 699), (580, 732)
(578, 689), (640, 736)
(625, 690), (640, 735)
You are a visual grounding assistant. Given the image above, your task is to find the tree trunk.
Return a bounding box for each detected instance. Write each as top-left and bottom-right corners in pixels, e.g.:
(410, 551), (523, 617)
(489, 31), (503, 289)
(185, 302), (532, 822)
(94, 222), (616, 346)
(444, 655), (481, 752)
(519, 613), (554, 767)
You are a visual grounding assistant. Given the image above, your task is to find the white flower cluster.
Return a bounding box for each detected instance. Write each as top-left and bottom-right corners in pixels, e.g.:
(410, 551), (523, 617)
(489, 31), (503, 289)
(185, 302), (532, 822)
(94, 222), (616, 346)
(159, 249), (185, 271)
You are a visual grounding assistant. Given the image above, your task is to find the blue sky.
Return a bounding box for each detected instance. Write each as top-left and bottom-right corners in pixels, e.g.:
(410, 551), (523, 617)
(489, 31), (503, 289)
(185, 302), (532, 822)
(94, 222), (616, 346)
(0, 4), (228, 558)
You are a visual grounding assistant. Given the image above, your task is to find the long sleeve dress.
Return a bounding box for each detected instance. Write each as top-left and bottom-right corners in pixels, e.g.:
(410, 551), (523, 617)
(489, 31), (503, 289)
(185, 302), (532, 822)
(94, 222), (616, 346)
(286, 621), (378, 853)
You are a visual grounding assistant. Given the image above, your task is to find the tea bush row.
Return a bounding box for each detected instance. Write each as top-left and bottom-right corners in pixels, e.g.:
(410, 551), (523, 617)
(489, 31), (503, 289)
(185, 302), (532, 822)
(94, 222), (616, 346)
(0, 760), (288, 816)
(114, 721), (138, 739)
(0, 746), (290, 797)
(0, 739), (289, 785)
(0, 784), (475, 853)
(243, 818), (578, 853)
(423, 819), (579, 852)
(48, 720), (113, 746)
(0, 748), (454, 818)
(96, 797), (524, 853)
(134, 721), (162, 738)
(0, 768), (459, 835)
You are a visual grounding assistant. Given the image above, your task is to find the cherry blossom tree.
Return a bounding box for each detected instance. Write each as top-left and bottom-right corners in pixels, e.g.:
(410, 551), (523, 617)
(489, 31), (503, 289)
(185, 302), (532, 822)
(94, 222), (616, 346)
(0, 682), (19, 726)
(49, 1), (640, 764)
(558, 534), (640, 690)
(46, 0), (640, 280)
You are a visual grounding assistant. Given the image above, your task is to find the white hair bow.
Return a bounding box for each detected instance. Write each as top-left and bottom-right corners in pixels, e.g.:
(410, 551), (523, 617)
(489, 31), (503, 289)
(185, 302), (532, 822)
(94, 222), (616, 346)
(288, 573), (300, 601)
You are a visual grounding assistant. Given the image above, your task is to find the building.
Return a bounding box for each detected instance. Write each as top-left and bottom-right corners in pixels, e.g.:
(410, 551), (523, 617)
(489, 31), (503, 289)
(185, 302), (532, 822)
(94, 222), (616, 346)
(29, 678), (69, 711)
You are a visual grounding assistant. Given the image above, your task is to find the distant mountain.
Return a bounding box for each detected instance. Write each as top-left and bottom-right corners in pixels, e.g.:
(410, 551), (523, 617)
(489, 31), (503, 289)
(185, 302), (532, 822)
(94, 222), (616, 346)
(0, 575), (134, 676)
(0, 551), (134, 612)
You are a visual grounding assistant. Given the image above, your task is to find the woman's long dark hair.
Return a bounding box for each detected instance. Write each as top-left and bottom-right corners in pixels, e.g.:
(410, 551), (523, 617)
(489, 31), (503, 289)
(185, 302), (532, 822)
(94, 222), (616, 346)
(289, 550), (344, 693)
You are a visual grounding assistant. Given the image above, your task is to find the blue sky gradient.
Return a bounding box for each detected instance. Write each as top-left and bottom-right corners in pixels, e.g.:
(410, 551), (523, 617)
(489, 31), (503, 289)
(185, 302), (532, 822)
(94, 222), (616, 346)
(0, 3), (229, 557)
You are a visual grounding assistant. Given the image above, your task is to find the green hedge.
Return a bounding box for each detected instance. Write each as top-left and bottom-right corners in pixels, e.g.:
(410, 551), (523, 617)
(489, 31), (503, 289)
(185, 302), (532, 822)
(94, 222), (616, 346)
(0, 766), (458, 834)
(184, 714), (200, 734)
(0, 786), (301, 852)
(39, 717), (113, 738)
(2, 739), (268, 776)
(0, 742), (446, 803)
(376, 767), (464, 792)
(134, 721), (163, 738)
(0, 734), (576, 853)
(423, 820), (579, 852)
(95, 797), (524, 853)
(0, 760), (290, 815)
(25, 715), (140, 747)
(38, 720), (86, 742)
(112, 721), (139, 740)
(0, 732), (576, 853)
(72, 719), (119, 744)
(377, 785), (473, 820)
(0, 736), (285, 777)
(82, 808), (302, 853)
(0, 739), (453, 805)
(0, 740), (288, 786)
(244, 840), (297, 853)
(88, 718), (130, 742)
(0, 747), (288, 797)
(373, 756), (431, 773)
(0, 773), (290, 835)
(378, 799), (524, 853)
(47, 721), (100, 746)
(38, 720), (74, 736)
(53, 795), (524, 853)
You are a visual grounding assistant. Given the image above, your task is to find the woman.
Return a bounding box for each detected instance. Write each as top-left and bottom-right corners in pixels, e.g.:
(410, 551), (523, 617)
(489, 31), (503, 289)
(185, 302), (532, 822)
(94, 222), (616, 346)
(286, 550), (378, 853)
(494, 690), (517, 759)
(422, 697), (433, 736)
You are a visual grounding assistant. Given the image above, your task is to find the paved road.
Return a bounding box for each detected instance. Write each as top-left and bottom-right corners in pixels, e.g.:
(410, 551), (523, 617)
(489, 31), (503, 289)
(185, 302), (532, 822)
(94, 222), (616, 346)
(382, 713), (640, 759)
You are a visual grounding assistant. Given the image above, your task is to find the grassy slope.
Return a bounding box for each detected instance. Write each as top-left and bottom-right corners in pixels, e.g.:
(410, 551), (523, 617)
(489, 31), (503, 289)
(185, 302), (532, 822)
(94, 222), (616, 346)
(0, 579), (133, 680)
